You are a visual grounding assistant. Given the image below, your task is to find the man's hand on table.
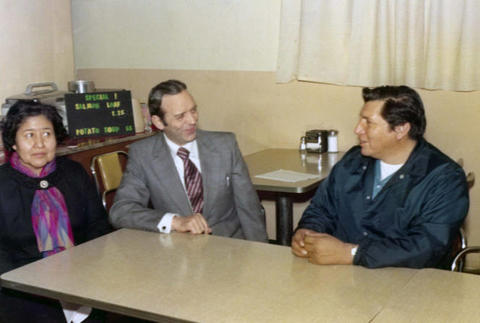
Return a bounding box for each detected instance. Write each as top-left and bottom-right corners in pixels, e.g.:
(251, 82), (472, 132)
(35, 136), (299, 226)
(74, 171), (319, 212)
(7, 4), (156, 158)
(291, 228), (317, 257)
(172, 213), (212, 234)
(292, 229), (356, 265)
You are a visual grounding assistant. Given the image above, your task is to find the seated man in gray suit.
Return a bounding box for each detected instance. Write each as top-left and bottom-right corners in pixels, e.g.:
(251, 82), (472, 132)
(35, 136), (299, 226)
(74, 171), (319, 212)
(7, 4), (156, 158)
(110, 79), (268, 242)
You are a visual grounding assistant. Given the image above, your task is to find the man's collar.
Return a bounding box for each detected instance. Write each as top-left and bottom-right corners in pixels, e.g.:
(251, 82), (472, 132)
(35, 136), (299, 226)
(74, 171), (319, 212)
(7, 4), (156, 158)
(401, 138), (429, 176)
(163, 133), (198, 157)
(378, 138), (428, 178)
(349, 138), (427, 176)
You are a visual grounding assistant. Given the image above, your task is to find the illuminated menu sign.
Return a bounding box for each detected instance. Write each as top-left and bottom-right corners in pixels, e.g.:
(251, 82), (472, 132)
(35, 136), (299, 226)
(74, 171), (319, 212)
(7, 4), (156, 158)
(64, 90), (135, 138)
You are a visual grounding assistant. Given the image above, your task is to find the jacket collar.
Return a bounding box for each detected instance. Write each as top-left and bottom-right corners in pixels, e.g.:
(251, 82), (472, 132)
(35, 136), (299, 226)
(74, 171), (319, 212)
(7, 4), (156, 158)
(349, 138), (430, 180)
(151, 129), (215, 159)
(399, 138), (430, 179)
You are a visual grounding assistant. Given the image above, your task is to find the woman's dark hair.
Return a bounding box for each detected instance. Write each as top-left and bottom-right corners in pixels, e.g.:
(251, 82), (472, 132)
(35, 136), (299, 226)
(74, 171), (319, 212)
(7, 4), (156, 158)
(148, 79), (187, 122)
(1, 101), (67, 152)
(362, 85), (426, 140)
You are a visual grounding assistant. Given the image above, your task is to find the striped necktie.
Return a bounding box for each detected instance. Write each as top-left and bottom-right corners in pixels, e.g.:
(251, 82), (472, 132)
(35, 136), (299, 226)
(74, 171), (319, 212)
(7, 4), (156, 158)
(177, 147), (204, 213)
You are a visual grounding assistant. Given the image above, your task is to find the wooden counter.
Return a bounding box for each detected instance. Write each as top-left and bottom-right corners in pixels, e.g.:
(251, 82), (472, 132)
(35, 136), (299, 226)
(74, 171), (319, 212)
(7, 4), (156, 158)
(0, 132), (156, 173)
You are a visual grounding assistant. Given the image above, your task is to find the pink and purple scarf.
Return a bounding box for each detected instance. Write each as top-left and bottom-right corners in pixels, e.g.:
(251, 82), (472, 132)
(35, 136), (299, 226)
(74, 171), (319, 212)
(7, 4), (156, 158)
(10, 152), (75, 257)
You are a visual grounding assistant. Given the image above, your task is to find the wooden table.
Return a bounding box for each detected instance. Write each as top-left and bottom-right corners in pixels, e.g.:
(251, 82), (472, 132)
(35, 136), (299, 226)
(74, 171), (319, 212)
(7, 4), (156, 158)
(244, 149), (344, 245)
(1, 229), (419, 322)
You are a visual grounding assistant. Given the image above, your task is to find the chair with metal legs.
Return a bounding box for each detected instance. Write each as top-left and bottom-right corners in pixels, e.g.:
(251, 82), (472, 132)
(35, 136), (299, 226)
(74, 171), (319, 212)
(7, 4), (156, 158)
(90, 151), (128, 211)
(451, 171), (476, 272)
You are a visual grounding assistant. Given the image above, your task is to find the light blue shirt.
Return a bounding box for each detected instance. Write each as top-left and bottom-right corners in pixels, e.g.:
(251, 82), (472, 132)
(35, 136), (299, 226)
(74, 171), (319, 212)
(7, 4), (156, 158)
(372, 160), (396, 199)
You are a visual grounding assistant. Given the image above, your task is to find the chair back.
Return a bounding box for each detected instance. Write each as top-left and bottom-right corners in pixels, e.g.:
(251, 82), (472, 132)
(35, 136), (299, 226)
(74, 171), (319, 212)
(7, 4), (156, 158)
(451, 247), (480, 272)
(90, 151), (128, 210)
(467, 171), (475, 190)
(450, 170), (475, 272)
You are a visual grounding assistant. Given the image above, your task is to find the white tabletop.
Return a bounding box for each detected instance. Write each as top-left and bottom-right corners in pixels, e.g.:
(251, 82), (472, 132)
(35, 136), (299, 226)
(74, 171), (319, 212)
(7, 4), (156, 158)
(373, 268), (480, 322)
(2, 229), (419, 322)
(244, 149), (344, 193)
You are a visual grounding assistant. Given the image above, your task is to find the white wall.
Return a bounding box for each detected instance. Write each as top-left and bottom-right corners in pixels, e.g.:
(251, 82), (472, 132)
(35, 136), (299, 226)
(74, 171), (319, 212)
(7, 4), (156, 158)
(0, 0), (74, 105)
(72, 0), (281, 71)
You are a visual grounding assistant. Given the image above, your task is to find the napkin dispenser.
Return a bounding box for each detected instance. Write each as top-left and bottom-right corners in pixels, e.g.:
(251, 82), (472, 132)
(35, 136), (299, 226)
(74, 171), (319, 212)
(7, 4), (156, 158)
(305, 130), (328, 153)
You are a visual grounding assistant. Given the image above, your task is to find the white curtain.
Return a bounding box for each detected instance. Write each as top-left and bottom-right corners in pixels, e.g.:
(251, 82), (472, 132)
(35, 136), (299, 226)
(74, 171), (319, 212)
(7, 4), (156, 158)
(277, 0), (480, 91)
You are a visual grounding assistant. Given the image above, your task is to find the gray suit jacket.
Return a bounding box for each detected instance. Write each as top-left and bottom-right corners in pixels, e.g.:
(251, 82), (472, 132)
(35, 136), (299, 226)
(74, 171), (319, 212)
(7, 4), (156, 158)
(110, 130), (268, 242)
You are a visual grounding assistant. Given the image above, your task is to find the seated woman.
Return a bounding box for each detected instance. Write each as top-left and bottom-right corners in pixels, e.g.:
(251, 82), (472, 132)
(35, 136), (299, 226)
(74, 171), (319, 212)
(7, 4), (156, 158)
(0, 101), (112, 322)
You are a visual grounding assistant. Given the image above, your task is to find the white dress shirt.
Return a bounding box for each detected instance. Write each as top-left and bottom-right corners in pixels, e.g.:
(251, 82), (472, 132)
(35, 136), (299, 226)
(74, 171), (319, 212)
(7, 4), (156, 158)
(157, 134), (202, 233)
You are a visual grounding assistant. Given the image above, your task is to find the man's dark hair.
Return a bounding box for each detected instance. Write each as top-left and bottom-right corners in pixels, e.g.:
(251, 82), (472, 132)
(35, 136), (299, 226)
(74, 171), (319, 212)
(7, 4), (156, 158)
(362, 85), (426, 140)
(1, 100), (67, 152)
(148, 79), (187, 122)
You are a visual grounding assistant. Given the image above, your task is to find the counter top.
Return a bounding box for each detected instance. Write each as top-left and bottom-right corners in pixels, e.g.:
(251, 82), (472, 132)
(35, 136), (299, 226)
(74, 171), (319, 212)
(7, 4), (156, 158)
(55, 132), (154, 156)
(0, 132), (155, 164)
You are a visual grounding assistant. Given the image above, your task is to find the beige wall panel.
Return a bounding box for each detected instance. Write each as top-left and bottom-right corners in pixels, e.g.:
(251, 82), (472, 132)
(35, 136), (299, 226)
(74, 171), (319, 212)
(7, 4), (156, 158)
(77, 69), (362, 154)
(0, 0), (74, 106)
(71, 0), (280, 71)
(78, 68), (480, 268)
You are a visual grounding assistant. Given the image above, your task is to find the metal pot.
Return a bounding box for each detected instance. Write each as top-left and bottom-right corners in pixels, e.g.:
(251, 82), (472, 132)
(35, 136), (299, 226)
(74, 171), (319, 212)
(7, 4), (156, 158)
(68, 80), (95, 93)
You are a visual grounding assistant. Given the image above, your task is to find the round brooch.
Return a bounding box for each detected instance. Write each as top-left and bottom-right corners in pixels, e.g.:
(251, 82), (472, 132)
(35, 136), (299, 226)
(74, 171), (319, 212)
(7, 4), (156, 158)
(39, 180), (49, 189)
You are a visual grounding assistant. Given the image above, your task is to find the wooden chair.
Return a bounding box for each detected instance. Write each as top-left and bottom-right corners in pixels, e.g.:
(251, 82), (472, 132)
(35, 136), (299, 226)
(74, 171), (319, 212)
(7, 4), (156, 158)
(90, 151), (128, 210)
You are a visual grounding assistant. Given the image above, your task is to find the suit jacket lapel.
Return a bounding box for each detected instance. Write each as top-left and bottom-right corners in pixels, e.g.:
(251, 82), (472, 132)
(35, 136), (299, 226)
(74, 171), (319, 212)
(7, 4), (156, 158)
(197, 130), (221, 215)
(151, 133), (192, 214)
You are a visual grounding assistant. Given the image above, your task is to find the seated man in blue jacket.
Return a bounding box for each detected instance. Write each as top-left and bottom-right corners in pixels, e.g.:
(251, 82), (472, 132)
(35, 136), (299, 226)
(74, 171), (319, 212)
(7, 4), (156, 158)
(292, 85), (469, 268)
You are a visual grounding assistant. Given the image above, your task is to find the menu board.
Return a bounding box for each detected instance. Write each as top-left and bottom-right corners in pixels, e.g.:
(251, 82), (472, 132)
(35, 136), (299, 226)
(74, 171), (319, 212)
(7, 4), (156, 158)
(64, 90), (135, 138)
